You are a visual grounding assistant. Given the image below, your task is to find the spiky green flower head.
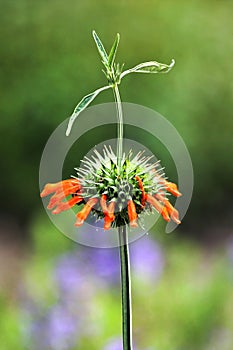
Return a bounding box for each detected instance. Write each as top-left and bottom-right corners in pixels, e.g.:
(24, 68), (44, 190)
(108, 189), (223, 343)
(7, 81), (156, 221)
(72, 146), (181, 228)
(41, 149), (181, 230)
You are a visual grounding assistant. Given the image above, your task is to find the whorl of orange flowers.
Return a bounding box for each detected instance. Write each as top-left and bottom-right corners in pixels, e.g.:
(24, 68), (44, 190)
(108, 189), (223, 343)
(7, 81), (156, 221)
(40, 147), (181, 230)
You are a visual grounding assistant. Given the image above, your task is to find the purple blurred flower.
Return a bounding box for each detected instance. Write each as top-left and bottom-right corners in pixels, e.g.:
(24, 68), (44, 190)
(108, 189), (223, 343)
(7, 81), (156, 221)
(55, 247), (120, 290)
(54, 250), (98, 327)
(48, 306), (78, 350)
(103, 337), (148, 350)
(103, 337), (156, 350)
(55, 236), (164, 292)
(103, 337), (123, 350)
(21, 235), (163, 349)
(130, 235), (164, 283)
(88, 235), (164, 286)
(87, 235), (164, 286)
(24, 304), (78, 350)
(47, 305), (78, 349)
(54, 252), (86, 293)
(90, 247), (120, 285)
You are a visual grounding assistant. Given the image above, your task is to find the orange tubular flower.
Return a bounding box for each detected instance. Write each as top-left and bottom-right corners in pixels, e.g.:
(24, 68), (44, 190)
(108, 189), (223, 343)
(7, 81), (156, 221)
(155, 193), (181, 225)
(164, 181), (182, 197)
(145, 194), (171, 222)
(100, 195), (115, 230)
(47, 186), (81, 210)
(52, 196), (83, 214)
(40, 179), (82, 213)
(104, 215), (114, 230)
(135, 175), (146, 207)
(75, 198), (98, 226)
(40, 179), (80, 198)
(128, 200), (138, 227)
(100, 195), (115, 221)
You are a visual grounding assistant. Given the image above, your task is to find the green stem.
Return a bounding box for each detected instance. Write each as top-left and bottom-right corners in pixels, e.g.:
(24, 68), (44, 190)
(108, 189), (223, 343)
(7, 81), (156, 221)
(112, 83), (133, 350)
(113, 84), (124, 167)
(118, 226), (133, 350)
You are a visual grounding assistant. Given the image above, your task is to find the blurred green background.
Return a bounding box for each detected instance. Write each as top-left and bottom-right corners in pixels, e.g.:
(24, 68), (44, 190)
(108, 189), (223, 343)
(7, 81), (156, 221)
(0, 0), (232, 349)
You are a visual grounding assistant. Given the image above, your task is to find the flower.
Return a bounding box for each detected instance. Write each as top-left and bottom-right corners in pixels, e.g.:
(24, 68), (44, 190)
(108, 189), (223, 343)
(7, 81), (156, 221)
(22, 303), (78, 350)
(130, 236), (164, 284)
(40, 146), (181, 230)
(103, 337), (124, 350)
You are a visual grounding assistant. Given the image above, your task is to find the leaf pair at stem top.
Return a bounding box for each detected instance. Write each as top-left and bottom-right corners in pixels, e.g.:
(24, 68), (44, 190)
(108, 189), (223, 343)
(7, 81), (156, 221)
(93, 30), (122, 83)
(66, 30), (175, 136)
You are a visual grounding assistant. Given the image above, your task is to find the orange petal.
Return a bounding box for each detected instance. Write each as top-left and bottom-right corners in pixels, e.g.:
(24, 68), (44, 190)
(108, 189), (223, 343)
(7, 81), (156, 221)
(75, 198), (98, 226)
(108, 201), (115, 218)
(161, 207), (170, 222)
(100, 195), (115, 226)
(155, 194), (181, 224)
(145, 194), (170, 222)
(165, 181), (182, 197)
(163, 200), (181, 224)
(128, 200), (138, 228)
(135, 175), (146, 207)
(54, 184), (81, 197)
(100, 194), (108, 213)
(104, 201), (116, 226)
(47, 184), (81, 209)
(52, 196), (83, 214)
(40, 182), (62, 197)
(146, 194), (164, 213)
(104, 216), (113, 230)
(154, 193), (165, 202)
(40, 179), (80, 197)
(101, 196), (115, 230)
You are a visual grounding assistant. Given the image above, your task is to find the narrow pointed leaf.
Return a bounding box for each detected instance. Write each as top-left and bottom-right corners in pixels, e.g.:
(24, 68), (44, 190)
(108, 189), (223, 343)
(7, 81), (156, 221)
(66, 85), (111, 136)
(108, 33), (120, 67)
(92, 30), (109, 65)
(120, 59), (175, 79)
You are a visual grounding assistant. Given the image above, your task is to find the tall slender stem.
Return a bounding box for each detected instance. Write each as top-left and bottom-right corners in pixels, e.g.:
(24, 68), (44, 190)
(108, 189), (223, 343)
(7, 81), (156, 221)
(112, 83), (133, 350)
(113, 84), (124, 166)
(118, 226), (133, 350)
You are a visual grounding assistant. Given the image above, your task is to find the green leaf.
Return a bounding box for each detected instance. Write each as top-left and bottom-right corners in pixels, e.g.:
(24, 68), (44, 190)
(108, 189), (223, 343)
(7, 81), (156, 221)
(120, 59), (175, 79)
(92, 30), (109, 65)
(108, 33), (120, 68)
(66, 85), (111, 136)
